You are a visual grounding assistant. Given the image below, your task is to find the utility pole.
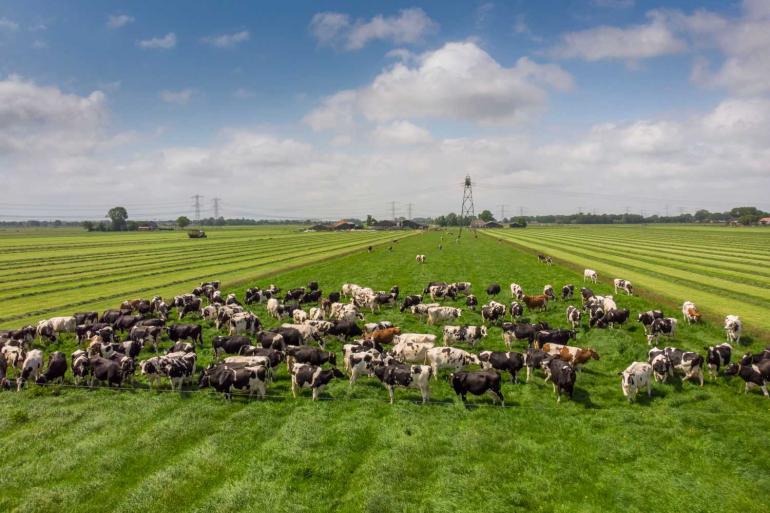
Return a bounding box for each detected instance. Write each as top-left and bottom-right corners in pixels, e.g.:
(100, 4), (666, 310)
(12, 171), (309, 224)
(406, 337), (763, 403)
(665, 204), (670, 217)
(457, 175), (476, 239)
(498, 204), (505, 221)
(212, 197), (221, 219)
(391, 201), (396, 222)
(407, 203), (413, 220)
(191, 194), (202, 225)
(578, 206), (583, 215)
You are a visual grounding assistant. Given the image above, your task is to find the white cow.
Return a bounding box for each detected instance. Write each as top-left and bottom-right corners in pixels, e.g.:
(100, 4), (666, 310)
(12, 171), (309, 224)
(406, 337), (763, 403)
(442, 325), (487, 346)
(292, 309), (308, 324)
(228, 312), (259, 336)
(602, 296), (617, 311)
(17, 349), (43, 391)
(308, 307), (324, 321)
(415, 254), (426, 263)
(410, 303), (440, 316)
(425, 347), (480, 380)
(620, 362), (653, 402)
(426, 306), (461, 325)
(266, 298), (281, 319)
(583, 269), (598, 284)
(36, 316), (76, 342)
(510, 283), (524, 299)
(724, 315), (742, 344)
(392, 339), (436, 363)
(613, 279), (633, 295)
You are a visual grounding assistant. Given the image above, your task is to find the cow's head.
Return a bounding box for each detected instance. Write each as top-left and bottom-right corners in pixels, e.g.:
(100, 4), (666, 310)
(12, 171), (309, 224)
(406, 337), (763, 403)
(480, 326), (488, 338)
(723, 363), (740, 376)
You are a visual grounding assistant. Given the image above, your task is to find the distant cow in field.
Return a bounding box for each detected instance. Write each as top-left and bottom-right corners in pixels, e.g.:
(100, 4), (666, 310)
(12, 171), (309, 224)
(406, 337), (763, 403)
(613, 279), (633, 295)
(583, 269), (598, 284)
(682, 301), (701, 324)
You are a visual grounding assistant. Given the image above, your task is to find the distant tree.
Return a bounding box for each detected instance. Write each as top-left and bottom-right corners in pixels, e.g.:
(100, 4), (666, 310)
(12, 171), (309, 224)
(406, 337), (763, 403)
(516, 216), (527, 228)
(107, 207), (128, 231)
(176, 216), (191, 229)
(446, 213), (459, 226)
(53, 219), (63, 227)
(82, 221), (94, 231)
(366, 214), (376, 226)
(435, 215), (447, 227)
(478, 210), (495, 222)
(215, 216), (226, 226)
(738, 214), (757, 226)
(126, 220), (139, 231)
(694, 209), (710, 222)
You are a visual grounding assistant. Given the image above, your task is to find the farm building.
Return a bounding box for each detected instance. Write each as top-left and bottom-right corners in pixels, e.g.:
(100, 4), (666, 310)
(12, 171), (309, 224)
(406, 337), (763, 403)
(372, 220), (399, 230)
(401, 219), (427, 229)
(483, 221), (503, 228)
(332, 220), (359, 230)
(759, 217), (770, 225)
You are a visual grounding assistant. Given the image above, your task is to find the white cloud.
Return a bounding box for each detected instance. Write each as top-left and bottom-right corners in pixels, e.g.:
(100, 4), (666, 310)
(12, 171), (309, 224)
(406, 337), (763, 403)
(305, 41), (572, 129)
(202, 30), (250, 48)
(107, 14), (134, 29)
(32, 40), (47, 49)
(310, 8), (437, 50)
(138, 33), (176, 49)
(0, 17), (19, 31)
(371, 121), (433, 145)
(160, 89), (194, 105)
(551, 11), (686, 61)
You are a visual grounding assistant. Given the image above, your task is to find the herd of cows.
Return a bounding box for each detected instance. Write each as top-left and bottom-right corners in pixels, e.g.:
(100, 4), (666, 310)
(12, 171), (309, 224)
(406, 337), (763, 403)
(1, 256), (769, 405)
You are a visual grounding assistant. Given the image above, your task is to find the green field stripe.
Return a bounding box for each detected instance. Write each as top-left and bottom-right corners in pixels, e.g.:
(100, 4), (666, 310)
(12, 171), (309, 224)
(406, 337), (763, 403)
(0, 232), (411, 326)
(497, 232), (770, 302)
(0, 235), (359, 295)
(526, 232), (770, 288)
(489, 231), (770, 331)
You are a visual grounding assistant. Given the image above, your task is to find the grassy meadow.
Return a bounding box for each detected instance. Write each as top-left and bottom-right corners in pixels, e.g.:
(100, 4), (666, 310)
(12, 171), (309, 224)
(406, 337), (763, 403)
(491, 224), (770, 334)
(0, 228), (768, 513)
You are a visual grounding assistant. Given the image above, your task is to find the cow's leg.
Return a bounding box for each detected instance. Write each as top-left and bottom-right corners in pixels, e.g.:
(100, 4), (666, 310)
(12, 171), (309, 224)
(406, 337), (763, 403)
(388, 385), (395, 404)
(761, 382), (769, 397)
(526, 366), (531, 383)
(647, 380), (652, 398)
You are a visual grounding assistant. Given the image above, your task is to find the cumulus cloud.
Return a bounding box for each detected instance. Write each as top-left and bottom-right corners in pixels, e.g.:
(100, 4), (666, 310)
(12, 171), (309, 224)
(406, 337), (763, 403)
(551, 11), (686, 61)
(107, 14), (134, 29)
(137, 33), (176, 49)
(371, 121), (432, 145)
(305, 41), (572, 130)
(310, 8), (437, 50)
(202, 30), (250, 48)
(159, 89), (194, 105)
(0, 17), (19, 31)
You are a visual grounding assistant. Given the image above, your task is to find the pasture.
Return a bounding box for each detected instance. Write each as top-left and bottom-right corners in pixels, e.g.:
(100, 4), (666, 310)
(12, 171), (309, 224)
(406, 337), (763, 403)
(491, 224), (770, 334)
(1, 228), (769, 513)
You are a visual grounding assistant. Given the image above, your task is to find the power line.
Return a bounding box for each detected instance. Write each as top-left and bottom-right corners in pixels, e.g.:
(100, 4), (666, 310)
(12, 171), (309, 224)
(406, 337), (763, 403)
(407, 203), (413, 220)
(191, 195), (202, 225)
(212, 197), (221, 219)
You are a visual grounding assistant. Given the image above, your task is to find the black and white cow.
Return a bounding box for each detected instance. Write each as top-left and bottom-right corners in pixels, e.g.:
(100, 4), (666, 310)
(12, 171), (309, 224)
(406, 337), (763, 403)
(647, 348), (672, 383)
(541, 357), (576, 402)
(481, 301), (506, 325)
(17, 349), (43, 391)
(478, 351), (524, 383)
(89, 356), (124, 387)
(594, 308), (630, 329)
(465, 295), (478, 311)
(285, 346), (337, 368)
(372, 363), (432, 404)
(543, 285), (556, 302)
(509, 301), (524, 319)
(129, 325), (162, 352)
(425, 347), (480, 378)
(167, 341), (195, 354)
(71, 350), (90, 384)
(535, 329), (576, 348)
(501, 322), (550, 349)
(164, 351), (197, 390)
(619, 362), (652, 402)
(199, 363), (269, 400)
(580, 287), (594, 303)
(290, 363), (345, 400)
(646, 318), (677, 345)
(656, 347), (704, 386)
(113, 314), (143, 332)
(724, 360), (770, 397)
(638, 310), (664, 334)
(566, 306), (582, 329)
(399, 295), (423, 313)
(613, 279), (633, 295)
(561, 284), (575, 300)
(523, 348), (550, 382)
(704, 343), (732, 378)
(450, 370), (504, 405)
(74, 312), (98, 326)
(442, 325), (487, 346)
(257, 331), (286, 351)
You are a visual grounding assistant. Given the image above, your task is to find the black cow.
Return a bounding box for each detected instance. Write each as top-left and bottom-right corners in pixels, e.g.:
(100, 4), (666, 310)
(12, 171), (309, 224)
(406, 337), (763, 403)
(100, 309), (123, 324)
(327, 292), (341, 303)
(74, 312), (98, 326)
(705, 343), (732, 378)
(286, 347), (336, 367)
(542, 358), (576, 402)
(450, 371), (504, 405)
(465, 295), (478, 311)
(178, 297), (202, 320)
(561, 285), (575, 300)
(113, 314), (143, 332)
(212, 335), (252, 359)
(274, 327), (305, 346)
(595, 308), (630, 329)
(121, 339), (144, 359)
(400, 295), (423, 313)
(166, 324), (203, 347)
(535, 329), (577, 348)
(290, 364), (345, 400)
(300, 290), (323, 304)
(327, 320), (362, 340)
(76, 323), (113, 344)
(308, 281), (319, 291)
(0, 326), (36, 346)
(135, 318), (165, 328)
(524, 348), (550, 382)
(724, 360), (770, 397)
(35, 351), (67, 385)
(89, 356), (123, 387)
(285, 287), (306, 302)
(486, 283), (501, 296)
(244, 288), (263, 304)
(478, 351), (524, 383)
(502, 322), (551, 347)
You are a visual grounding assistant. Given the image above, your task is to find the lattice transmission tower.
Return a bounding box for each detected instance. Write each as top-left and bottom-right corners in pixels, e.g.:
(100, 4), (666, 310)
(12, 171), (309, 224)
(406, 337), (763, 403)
(457, 175), (476, 239)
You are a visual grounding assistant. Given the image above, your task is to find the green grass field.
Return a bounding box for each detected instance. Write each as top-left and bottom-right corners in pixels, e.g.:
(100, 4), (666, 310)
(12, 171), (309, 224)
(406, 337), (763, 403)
(1, 228), (768, 513)
(489, 224), (770, 334)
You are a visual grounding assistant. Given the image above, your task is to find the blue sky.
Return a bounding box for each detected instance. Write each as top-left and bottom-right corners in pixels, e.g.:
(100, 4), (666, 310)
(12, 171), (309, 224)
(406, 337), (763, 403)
(0, 0), (769, 220)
